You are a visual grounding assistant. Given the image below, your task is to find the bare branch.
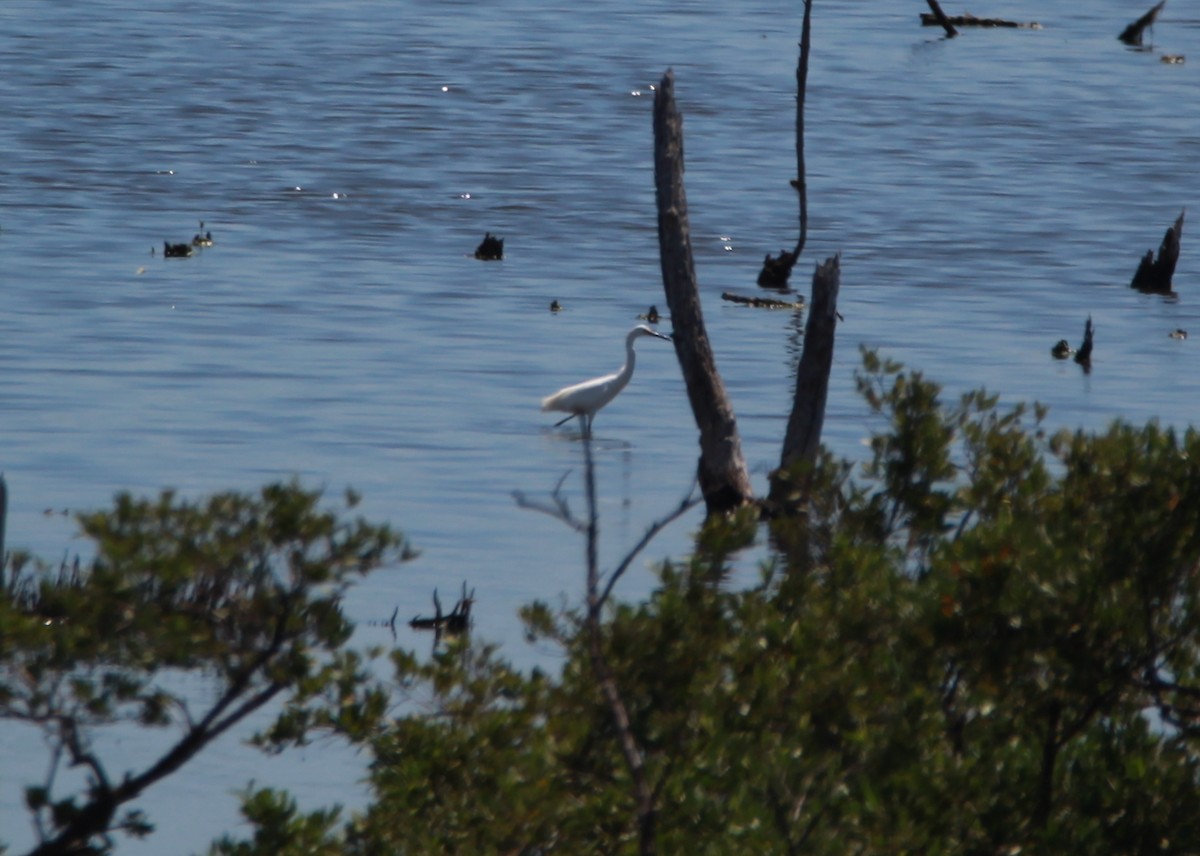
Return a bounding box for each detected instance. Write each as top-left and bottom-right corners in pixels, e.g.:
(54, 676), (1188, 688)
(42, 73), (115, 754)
(597, 487), (702, 612)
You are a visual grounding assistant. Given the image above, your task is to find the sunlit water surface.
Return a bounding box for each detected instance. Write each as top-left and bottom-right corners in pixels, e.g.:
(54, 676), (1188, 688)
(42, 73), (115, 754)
(1, 0), (1198, 851)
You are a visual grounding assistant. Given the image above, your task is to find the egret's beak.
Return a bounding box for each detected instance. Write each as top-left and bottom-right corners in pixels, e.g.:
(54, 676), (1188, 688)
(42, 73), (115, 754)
(653, 330), (673, 341)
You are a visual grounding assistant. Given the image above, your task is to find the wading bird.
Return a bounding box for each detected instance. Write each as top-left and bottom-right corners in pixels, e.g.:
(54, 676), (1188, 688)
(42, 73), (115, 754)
(541, 324), (672, 434)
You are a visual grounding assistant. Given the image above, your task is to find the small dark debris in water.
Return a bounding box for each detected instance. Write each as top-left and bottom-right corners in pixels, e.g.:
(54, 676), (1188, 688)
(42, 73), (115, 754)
(1131, 209), (1184, 294)
(757, 249), (797, 288)
(550, 299), (562, 313)
(410, 581), (475, 637)
(640, 305), (661, 324)
(1051, 339), (1074, 359)
(1162, 54), (1186, 64)
(722, 291), (805, 310)
(1170, 329), (1188, 340)
(1119, 1), (1165, 47)
(163, 241), (193, 258)
(474, 232), (504, 260)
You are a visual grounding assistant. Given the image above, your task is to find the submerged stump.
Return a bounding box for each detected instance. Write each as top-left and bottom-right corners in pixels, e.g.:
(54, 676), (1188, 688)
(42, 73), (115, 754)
(474, 232), (504, 260)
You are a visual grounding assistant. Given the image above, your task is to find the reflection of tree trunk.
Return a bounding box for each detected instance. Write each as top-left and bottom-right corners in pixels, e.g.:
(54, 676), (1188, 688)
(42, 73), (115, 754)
(757, 0), (814, 288)
(652, 70), (754, 516)
(769, 255), (841, 504)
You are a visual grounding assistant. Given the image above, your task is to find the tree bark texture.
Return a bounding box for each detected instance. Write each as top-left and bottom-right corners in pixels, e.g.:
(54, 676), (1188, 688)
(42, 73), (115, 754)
(653, 70), (754, 516)
(770, 255), (841, 504)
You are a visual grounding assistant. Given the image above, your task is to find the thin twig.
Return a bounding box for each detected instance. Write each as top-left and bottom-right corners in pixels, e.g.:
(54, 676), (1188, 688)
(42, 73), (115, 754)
(597, 486), (702, 611)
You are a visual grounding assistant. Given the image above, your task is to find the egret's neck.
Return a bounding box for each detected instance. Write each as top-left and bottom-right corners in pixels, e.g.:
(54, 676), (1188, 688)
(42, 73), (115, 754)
(619, 334), (639, 381)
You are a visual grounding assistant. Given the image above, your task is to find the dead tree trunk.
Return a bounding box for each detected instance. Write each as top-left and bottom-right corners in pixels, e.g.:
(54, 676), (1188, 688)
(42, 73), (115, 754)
(653, 70), (754, 516)
(757, 0), (814, 288)
(769, 255), (841, 506)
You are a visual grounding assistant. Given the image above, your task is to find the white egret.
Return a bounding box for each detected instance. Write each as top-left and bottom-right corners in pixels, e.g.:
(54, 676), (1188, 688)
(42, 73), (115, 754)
(541, 324), (672, 434)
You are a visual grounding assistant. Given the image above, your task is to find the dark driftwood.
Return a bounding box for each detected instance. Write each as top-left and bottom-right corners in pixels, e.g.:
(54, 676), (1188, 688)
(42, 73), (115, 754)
(924, 0), (959, 37)
(721, 292), (805, 309)
(1120, 1), (1166, 46)
(1131, 210), (1184, 293)
(769, 255), (841, 505)
(757, 0), (814, 289)
(653, 70), (754, 516)
(920, 12), (1039, 28)
(409, 582), (474, 634)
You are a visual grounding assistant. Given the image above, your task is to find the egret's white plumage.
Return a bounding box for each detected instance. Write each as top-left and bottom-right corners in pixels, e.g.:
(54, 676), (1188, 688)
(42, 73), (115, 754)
(542, 324), (672, 433)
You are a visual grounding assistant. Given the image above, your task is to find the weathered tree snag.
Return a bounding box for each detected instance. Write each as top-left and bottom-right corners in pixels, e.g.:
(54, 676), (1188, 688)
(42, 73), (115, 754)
(1074, 316), (1094, 370)
(769, 255), (841, 506)
(1120, 1), (1166, 46)
(757, 0), (814, 288)
(1131, 209), (1184, 293)
(409, 582), (474, 635)
(653, 70), (754, 516)
(925, 0), (959, 37)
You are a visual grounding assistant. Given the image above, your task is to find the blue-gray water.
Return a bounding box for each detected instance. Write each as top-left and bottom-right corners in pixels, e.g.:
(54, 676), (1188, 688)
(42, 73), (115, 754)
(1, 1), (1198, 851)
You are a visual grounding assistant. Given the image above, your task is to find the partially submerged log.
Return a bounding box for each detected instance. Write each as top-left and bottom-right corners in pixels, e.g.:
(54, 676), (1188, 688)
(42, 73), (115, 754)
(1119, 1), (1166, 46)
(1131, 210), (1184, 293)
(721, 292), (805, 309)
(768, 255), (841, 506)
(653, 70), (754, 516)
(919, 12), (1041, 29)
(924, 0), (958, 37)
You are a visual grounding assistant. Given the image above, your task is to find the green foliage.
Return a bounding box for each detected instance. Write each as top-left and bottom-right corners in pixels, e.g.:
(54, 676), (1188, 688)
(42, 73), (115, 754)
(194, 353), (1193, 853)
(15, 352), (1200, 855)
(212, 353), (1200, 853)
(0, 481), (410, 856)
(208, 789), (344, 856)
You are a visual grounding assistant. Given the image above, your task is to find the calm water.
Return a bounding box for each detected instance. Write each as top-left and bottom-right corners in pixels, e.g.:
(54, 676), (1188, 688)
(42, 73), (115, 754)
(1, 0), (1198, 851)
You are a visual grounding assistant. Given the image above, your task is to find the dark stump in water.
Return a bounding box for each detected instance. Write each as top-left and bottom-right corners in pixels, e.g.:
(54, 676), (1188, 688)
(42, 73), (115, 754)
(757, 249), (798, 288)
(1119, 1), (1166, 46)
(1131, 210), (1184, 294)
(474, 232), (504, 260)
